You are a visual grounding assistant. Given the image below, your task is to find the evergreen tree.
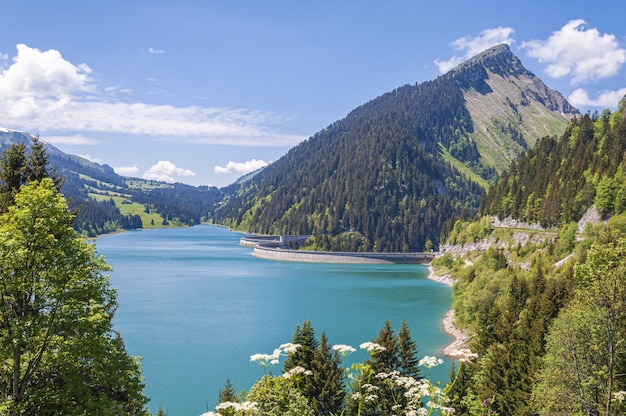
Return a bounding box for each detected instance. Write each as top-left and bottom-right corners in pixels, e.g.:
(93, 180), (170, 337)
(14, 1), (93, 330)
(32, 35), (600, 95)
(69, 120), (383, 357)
(218, 378), (238, 403)
(397, 320), (421, 380)
(284, 321), (318, 373)
(309, 332), (345, 416)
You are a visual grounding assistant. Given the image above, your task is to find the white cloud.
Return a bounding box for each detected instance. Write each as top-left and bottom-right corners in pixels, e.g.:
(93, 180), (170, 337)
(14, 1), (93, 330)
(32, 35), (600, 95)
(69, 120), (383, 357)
(521, 20), (626, 85)
(44, 133), (99, 145)
(0, 44), (305, 147)
(214, 159), (269, 175)
(148, 48), (165, 54)
(142, 160), (196, 183)
(114, 164), (140, 176)
(0, 44), (92, 98)
(435, 27), (515, 73)
(568, 88), (626, 108)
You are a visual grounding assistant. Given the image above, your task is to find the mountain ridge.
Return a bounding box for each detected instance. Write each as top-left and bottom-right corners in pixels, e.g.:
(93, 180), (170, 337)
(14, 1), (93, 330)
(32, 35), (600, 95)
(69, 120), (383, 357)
(213, 44), (579, 252)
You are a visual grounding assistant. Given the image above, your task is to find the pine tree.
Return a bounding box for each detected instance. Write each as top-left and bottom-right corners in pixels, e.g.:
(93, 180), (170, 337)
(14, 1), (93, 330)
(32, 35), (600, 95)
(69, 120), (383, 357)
(397, 320), (421, 380)
(218, 378), (238, 403)
(309, 332), (345, 416)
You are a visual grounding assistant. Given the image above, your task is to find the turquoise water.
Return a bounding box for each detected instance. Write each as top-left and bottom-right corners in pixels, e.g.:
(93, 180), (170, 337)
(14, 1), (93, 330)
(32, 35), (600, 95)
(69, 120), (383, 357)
(96, 225), (453, 415)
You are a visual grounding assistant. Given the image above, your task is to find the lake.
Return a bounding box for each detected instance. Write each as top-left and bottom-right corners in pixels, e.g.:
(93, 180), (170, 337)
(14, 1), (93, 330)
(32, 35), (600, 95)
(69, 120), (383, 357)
(96, 225), (453, 415)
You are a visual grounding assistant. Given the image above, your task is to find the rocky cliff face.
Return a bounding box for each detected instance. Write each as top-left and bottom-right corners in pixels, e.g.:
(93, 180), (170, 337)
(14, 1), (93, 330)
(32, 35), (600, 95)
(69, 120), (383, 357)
(446, 44), (579, 173)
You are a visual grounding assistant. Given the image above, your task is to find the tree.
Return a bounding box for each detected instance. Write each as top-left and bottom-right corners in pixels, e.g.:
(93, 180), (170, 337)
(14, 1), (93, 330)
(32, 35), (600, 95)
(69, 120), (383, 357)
(218, 378), (238, 404)
(532, 235), (626, 416)
(0, 142), (27, 212)
(0, 137), (61, 213)
(396, 320), (420, 380)
(309, 332), (345, 415)
(0, 179), (148, 415)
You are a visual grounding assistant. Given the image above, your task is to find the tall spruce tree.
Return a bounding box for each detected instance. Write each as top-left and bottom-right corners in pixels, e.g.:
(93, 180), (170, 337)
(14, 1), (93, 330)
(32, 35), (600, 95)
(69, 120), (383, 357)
(309, 332), (345, 416)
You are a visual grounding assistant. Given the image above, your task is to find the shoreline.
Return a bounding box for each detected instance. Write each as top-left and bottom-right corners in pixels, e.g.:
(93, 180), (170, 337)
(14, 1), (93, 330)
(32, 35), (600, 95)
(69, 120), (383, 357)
(427, 264), (471, 356)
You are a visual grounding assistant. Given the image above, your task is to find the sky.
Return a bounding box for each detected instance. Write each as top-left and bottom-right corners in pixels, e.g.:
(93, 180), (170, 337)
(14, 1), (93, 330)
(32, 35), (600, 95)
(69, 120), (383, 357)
(1, 1), (625, 188)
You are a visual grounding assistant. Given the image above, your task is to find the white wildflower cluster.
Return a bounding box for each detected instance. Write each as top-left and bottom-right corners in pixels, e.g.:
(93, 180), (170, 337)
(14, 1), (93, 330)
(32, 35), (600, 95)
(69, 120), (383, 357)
(426, 400), (455, 414)
(250, 348), (281, 367)
(279, 342), (302, 354)
(359, 342), (386, 354)
(200, 401), (259, 415)
(419, 355), (444, 368)
(332, 344), (357, 356)
(282, 365), (313, 379)
(375, 370), (434, 412)
(449, 348), (479, 363)
(250, 342), (303, 370)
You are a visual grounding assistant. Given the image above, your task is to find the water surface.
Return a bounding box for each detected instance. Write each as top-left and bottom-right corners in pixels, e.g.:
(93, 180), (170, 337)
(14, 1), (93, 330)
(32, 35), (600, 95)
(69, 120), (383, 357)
(97, 225), (453, 415)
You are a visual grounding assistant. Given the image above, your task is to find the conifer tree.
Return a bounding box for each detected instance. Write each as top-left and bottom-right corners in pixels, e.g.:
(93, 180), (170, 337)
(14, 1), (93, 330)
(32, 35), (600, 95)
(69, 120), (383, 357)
(397, 320), (420, 379)
(309, 332), (345, 416)
(218, 378), (238, 403)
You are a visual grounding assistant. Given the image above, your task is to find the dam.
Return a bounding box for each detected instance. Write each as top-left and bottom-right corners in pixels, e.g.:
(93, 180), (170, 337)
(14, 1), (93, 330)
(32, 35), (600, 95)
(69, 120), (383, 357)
(240, 235), (435, 264)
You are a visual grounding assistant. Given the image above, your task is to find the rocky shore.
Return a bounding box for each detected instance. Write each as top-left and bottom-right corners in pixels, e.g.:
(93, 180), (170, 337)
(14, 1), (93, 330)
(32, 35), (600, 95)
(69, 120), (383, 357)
(427, 265), (471, 356)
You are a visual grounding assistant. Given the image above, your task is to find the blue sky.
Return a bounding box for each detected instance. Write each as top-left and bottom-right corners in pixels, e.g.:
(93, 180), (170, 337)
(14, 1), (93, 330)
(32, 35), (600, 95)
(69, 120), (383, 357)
(1, 1), (624, 187)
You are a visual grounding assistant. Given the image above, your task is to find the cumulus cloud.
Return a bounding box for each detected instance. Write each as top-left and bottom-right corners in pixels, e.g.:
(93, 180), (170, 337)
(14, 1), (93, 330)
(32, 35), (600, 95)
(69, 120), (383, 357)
(114, 164), (140, 176)
(435, 27), (515, 73)
(148, 47), (165, 54)
(214, 159), (269, 175)
(521, 20), (626, 85)
(0, 44), (305, 147)
(0, 44), (93, 97)
(568, 88), (626, 108)
(142, 160), (196, 183)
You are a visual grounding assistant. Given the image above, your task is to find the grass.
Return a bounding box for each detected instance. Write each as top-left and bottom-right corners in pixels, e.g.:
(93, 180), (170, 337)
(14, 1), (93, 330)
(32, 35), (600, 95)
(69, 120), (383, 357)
(88, 192), (172, 229)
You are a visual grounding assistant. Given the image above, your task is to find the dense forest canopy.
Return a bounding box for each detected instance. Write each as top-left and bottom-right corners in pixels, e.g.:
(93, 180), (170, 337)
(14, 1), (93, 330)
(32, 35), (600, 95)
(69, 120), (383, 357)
(433, 96), (626, 416)
(212, 45), (575, 253)
(481, 99), (626, 227)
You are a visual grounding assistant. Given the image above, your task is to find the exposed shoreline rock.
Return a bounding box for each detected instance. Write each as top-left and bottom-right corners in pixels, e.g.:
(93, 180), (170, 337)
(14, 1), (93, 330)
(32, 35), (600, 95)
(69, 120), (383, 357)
(427, 265), (471, 356)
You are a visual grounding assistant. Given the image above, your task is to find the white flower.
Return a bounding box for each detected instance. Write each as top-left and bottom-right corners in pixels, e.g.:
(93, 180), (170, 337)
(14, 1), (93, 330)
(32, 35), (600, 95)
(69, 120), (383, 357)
(360, 342), (386, 353)
(279, 343), (302, 354)
(250, 348), (282, 367)
(614, 390), (626, 402)
(332, 344), (357, 355)
(419, 355), (444, 368)
(283, 365), (313, 379)
(214, 401), (258, 412)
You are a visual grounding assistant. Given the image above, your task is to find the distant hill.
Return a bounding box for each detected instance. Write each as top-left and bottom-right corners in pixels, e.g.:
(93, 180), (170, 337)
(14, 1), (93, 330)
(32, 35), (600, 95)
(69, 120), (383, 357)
(212, 44), (578, 252)
(0, 128), (223, 236)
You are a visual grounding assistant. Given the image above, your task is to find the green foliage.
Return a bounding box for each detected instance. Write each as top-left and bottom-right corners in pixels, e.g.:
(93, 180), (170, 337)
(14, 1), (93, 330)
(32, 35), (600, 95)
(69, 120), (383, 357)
(220, 321), (450, 416)
(214, 74), (487, 252)
(0, 179), (148, 414)
(482, 99), (626, 227)
(245, 376), (314, 416)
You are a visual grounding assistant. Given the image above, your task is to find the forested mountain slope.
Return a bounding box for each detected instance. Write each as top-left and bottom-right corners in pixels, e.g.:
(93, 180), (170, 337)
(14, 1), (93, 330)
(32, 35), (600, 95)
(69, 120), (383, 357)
(213, 44), (577, 252)
(433, 97), (626, 416)
(0, 128), (223, 236)
(481, 99), (626, 227)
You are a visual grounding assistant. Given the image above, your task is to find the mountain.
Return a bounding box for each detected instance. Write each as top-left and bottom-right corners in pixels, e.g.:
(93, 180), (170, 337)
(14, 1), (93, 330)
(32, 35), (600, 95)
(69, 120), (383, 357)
(0, 127), (223, 236)
(450, 44), (578, 177)
(480, 97), (626, 227)
(213, 44), (578, 252)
